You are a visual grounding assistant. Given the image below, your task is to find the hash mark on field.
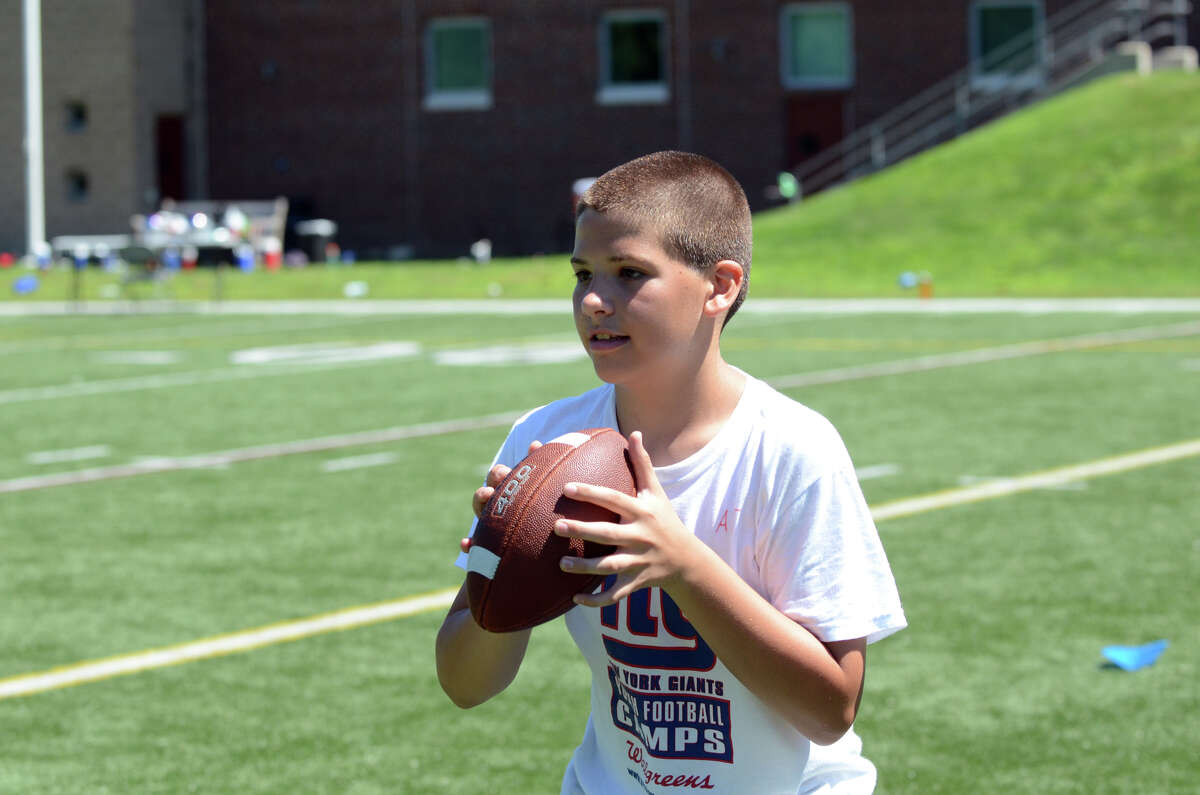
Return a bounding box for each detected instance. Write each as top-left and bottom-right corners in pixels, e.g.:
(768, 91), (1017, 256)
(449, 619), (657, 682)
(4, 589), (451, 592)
(856, 463), (900, 481)
(26, 445), (112, 465)
(91, 351), (182, 366)
(320, 452), (400, 473)
(4, 437), (1198, 701)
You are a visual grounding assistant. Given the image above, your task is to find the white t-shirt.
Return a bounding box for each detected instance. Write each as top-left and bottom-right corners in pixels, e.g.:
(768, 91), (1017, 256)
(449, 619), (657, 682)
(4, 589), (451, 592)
(457, 374), (906, 794)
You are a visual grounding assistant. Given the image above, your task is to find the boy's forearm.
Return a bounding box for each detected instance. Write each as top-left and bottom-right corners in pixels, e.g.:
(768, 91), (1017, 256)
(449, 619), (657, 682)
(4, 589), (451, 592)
(436, 587), (531, 708)
(665, 541), (865, 745)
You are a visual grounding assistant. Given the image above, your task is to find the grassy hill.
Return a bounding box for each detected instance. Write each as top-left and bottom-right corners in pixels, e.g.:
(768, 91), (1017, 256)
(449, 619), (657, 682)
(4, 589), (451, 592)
(8, 71), (1199, 302)
(751, 70), (1200, 297)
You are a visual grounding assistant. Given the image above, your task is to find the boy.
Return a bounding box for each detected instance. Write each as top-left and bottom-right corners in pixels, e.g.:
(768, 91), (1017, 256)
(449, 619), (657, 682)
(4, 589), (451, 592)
(436, 151), (905, 793)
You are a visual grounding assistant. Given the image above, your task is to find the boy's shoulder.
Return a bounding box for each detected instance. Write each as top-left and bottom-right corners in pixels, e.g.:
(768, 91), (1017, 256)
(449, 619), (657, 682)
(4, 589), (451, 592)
(741, 375), (849, 457)
(500, 384), (617, 463)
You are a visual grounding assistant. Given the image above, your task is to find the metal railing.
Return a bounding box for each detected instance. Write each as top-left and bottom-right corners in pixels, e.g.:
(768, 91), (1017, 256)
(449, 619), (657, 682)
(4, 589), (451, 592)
(791, 0), (1193, 198)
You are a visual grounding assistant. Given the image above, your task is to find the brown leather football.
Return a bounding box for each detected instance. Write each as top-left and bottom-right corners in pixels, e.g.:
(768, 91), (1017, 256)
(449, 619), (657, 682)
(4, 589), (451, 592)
(466, 428), (637, 632)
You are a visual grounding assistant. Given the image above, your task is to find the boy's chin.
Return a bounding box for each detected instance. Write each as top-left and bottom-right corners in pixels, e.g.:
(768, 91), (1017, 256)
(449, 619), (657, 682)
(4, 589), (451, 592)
(589, 359), (630, 385)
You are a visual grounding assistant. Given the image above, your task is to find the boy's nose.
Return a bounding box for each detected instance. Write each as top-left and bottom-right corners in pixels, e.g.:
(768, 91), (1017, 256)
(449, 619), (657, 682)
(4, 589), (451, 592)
(580, 288), (612, 316)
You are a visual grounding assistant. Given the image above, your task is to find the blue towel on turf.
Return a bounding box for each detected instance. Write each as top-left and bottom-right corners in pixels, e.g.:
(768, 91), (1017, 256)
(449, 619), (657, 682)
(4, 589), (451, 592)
(1101, 639), (1168, 671)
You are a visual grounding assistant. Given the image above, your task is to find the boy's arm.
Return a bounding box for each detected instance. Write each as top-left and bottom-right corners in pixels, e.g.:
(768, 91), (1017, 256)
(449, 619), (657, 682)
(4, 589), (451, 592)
(436, 581), (531, 708)
(556, 432), (865, 745)
(435, 450), (541, 708)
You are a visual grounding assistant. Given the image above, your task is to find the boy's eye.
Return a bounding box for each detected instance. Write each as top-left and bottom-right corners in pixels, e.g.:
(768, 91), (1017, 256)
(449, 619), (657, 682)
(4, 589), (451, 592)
(573, 270), (591, 283)
(620, 268), (644, 280)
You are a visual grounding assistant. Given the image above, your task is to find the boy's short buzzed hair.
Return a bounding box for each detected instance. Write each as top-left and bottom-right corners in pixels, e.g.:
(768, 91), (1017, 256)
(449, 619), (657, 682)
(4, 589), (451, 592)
(576, 151), (752, 326)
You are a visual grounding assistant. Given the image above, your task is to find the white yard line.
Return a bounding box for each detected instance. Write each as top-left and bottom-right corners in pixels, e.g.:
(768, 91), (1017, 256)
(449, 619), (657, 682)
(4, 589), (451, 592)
(5, 319), (1197, 407)
(0, 354), (417, 405)
(870, 438), (1200, 521)
(5, 320), (1198, 491)
(767, 319), (1200, 389)
(3, 435), (1198, 701)
(0, 314), (397, 356)
(0, 412), (523, 494)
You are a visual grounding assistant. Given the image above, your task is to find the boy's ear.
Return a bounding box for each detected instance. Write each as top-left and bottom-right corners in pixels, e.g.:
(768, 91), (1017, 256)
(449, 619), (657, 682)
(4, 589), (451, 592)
(704, 259), (744, 318)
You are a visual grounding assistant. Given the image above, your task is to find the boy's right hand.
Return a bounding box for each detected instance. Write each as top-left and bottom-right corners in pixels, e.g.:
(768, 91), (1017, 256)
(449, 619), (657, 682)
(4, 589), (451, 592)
(471, 441), (542, 519)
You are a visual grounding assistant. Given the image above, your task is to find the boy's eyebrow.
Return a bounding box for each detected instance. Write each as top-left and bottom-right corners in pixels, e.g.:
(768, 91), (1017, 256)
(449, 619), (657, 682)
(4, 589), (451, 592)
(569, 254), (644, 267)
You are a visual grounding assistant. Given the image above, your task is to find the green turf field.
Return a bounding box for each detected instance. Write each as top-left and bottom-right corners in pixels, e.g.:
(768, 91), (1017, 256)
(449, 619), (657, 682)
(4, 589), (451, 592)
(1, 306), (1197, 793)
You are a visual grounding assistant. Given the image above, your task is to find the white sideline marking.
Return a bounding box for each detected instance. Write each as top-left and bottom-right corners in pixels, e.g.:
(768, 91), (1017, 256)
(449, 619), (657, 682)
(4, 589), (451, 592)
(4, 297), (1200, 316)
(4, 436), (1198, 700)
(320, 452), (400, 473)
(26, 445), (112, 465)
(870, 438), (1200, 521)
(855, 463), (900, 481)
(0, 412), (522, 494)
(0, 588), (460, 701)
(768, 319), (1200, 390)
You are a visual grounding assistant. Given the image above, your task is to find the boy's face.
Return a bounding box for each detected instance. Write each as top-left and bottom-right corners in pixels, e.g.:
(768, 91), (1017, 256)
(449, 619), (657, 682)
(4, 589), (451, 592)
(570, 209), (715, 387)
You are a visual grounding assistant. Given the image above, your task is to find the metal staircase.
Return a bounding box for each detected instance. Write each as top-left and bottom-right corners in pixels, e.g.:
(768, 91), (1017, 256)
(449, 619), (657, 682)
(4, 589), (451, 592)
(790, 0), (1194, 199)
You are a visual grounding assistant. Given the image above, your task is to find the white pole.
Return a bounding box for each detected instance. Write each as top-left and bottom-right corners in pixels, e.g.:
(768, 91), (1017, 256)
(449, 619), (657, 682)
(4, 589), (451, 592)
(23, 0), (47, 258)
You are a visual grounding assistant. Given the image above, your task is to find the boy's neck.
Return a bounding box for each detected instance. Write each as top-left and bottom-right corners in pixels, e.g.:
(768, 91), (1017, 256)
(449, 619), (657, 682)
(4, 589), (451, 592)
(613, 357), (746, 467)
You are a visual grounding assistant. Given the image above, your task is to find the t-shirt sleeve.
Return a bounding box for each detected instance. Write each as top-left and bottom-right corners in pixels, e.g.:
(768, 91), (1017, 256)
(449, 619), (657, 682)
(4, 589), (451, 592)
(758, 466), (906, 644)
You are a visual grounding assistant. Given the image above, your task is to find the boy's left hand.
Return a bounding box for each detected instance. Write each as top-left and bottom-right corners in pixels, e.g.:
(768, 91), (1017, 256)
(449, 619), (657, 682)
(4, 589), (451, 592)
(555, 431), (702, 606)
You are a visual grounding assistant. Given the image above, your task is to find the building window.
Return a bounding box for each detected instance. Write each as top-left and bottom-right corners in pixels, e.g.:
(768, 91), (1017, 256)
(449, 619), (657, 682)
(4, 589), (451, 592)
(66, 169), (90, 202)
(781, 3), (854, 90)
(598, 10), (669, 105)
(970, 1), (1045, 89)
(424, 17), (492, 111)
(65, 101), (88, 132)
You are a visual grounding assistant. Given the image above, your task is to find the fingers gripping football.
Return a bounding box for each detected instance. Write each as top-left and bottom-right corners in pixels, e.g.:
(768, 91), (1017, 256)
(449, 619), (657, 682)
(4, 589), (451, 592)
(556, 431), (701, 607)
(472, 442), (543, 521)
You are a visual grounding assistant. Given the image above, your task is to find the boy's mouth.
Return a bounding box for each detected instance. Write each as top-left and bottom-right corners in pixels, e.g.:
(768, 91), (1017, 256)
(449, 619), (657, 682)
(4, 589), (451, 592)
(588, 331), (629, 351)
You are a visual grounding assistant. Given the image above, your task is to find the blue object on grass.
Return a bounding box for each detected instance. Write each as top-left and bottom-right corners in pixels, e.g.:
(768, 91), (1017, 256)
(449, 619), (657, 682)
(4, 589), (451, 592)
(12, 274), (39, 295)
(1102, 639), (1168, 671)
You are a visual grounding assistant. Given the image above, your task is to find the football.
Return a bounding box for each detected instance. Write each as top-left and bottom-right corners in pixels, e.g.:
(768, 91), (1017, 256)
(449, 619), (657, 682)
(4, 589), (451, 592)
(466, 428), (637, 632)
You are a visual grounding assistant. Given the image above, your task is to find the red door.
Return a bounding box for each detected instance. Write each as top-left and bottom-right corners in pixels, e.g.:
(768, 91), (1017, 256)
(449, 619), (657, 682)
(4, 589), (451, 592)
(156, 115), (186, 202)
(784, 95), (845, 171)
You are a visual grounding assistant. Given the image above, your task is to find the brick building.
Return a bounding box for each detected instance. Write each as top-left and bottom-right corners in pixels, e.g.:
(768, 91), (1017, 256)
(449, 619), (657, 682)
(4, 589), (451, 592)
(0, 0), (205, 255)
(4, 1), (1193, 258)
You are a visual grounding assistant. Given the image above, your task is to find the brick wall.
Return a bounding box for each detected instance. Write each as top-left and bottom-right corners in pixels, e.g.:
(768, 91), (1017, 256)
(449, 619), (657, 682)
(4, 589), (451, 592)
(0, 0), (201, 254)
(203, 1), (1096, 259)
(35, 0), (139, 240)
